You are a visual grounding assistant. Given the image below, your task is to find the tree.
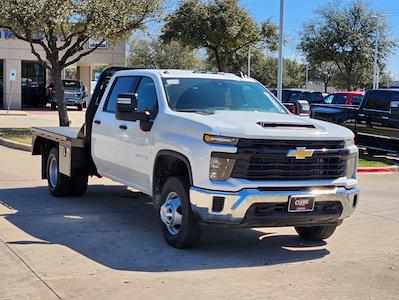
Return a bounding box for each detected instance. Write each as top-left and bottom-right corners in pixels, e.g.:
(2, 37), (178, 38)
(299, 1), (396, 90)
(161, 0), (278, 72)
(0, 0), (163, 126)
(308, 62), (339, 92)
(239, 48), (305, 88)
(128, 38), (199, 69)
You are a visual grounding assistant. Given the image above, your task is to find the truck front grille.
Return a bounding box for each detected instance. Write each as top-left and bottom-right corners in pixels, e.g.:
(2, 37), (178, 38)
(231, 154), (346, 180)
(227, 139), (348, 181)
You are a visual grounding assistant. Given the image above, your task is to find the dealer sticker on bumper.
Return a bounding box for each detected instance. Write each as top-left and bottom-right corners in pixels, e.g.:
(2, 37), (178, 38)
(288, 196), (315, 212)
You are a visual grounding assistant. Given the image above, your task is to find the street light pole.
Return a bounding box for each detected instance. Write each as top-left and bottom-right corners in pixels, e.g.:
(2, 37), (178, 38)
(373, 14), (380, 90)
(248, 46), (251, 77)
(277, 0), (285, 101)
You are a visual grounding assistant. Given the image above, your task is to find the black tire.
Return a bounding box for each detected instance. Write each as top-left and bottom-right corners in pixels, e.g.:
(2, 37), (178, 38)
(77, 104), (83, 111)
(159, 177), (201, 249)
(295, 225), (337, 241)
(51, 103), (57, 110)
(46, 148), (71, 197)
(70, 175), (88, 197)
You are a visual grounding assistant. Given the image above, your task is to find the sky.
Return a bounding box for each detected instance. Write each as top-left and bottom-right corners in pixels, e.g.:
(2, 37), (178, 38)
(145, 0), (399, 80)
(240, 0), (399, 79)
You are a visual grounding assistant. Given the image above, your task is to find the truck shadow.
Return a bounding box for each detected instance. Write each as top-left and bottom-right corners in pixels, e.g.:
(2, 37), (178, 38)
(0, 184), (330, 272)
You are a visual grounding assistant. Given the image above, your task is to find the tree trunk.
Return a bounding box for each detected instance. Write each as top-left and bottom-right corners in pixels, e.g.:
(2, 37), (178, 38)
(51, 66), (70, 126)
(213, 49), (223, 72)
(324, 81), (328, 93)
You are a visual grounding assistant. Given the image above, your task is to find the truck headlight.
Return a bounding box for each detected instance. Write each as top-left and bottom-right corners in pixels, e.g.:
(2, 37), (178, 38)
(346, 154), (358, 179)
(204, 134), (238, 145)
(344, 138), (355, 147)
(209, 157), (235, 181)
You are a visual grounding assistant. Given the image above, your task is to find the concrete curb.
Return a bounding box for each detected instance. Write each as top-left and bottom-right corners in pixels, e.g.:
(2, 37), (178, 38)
(0, 111), (28, 116)
(0, 137), (31, 152)
(358, 165), (399, 174)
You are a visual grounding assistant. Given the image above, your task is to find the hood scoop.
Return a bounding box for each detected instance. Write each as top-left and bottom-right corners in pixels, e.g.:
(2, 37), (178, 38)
(257, 122), (316, 129)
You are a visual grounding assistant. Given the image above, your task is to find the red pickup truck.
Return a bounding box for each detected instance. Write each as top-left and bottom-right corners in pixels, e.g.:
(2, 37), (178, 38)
(324, 92), (365, 106)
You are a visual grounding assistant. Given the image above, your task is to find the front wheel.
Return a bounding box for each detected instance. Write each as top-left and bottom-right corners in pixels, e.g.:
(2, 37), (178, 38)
(295, 225), (337, 241)
(159, 177), (201, 248)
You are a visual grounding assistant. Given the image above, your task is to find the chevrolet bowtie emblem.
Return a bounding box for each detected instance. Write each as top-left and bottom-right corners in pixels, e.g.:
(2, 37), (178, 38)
(287, 147), (314, 159)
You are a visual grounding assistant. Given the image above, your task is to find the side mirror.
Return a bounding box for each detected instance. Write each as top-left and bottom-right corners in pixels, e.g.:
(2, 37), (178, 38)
(297, 100), (311, 116)
(116, 93), (150, 121)
(284, 100), (310, 116)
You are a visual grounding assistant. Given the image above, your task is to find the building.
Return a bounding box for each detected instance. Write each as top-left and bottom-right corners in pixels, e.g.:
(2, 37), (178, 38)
(0, 30), (126, 109)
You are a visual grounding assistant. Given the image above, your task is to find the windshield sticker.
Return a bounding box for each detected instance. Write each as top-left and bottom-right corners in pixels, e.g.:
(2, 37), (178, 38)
(166, 79), (180, 85)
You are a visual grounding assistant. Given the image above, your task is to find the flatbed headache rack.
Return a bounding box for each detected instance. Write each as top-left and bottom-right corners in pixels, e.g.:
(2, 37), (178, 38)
(31, 67), (132, 179)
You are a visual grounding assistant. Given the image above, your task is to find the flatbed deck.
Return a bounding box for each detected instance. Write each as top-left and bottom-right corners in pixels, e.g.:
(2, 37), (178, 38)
(31, 127), (85, 148)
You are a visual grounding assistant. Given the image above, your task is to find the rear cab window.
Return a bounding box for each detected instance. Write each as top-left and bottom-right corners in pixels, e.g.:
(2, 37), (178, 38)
(363, 91), (391, 112)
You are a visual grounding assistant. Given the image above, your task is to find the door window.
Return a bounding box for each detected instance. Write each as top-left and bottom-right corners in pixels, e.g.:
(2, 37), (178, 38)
(352, 95), (363, 105)
(105, 76), (140, 113)
(364, 91), (391, 111)
(136, 77), (158, 117)
(324, 95), (334, 104)
(332, 94), (348, 104)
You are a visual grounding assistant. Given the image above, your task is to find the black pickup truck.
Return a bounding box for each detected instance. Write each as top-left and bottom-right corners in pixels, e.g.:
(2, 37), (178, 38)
(311, 89), (399, 154)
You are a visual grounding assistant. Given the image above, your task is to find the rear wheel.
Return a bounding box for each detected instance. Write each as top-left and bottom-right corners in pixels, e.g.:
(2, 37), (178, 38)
(159, 177), (201, 248)
(295, 225), (337, 241)
(46, 148), (71, 197)
(77, 104), (83, 111)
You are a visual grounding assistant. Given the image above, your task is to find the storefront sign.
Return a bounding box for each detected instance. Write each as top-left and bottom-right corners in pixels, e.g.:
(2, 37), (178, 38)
(88, 38), (107, 49)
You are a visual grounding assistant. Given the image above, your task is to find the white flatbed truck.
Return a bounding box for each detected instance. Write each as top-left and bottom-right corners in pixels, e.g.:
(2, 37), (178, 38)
(32, 67), (360, 248)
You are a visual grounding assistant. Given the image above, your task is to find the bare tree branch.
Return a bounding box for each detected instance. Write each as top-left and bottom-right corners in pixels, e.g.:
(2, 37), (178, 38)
(63, 39), (105, 68)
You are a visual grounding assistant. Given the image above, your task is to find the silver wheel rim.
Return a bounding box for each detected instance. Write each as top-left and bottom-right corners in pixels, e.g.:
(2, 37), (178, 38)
(49, 156), (58, 188)
(160, 192), (182, 235)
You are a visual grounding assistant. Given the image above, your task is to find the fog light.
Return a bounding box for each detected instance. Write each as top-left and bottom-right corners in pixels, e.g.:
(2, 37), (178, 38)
(209, 157), (235, 181)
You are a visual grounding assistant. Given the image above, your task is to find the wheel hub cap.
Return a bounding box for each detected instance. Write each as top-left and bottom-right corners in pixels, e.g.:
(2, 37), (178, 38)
(160, 192), (182, 235)
(49, 156), (58, 188)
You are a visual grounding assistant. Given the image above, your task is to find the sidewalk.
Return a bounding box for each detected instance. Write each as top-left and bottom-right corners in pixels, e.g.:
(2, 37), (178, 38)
(0, 108), (85, 128)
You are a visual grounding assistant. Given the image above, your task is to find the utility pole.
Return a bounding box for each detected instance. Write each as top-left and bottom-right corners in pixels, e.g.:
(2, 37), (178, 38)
(247, 46), (251, 77)
(277, 0), (284, 101)
(373, 14), (380, 90)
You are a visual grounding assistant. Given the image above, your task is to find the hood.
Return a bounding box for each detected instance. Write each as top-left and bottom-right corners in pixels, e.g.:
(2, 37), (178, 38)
(173, 111), (354, 140)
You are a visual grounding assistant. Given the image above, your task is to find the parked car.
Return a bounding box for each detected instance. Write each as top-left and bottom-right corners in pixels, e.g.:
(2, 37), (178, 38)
(311, 89), (399, 155)
(32, 67), (359, 249)
(324, 92), (365, 106)
(270, 89), (314, 115)
(47, 80), (88, 110)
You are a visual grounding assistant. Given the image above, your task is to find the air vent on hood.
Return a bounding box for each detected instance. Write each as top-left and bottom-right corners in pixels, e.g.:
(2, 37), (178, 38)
(257, 122), (316, 129)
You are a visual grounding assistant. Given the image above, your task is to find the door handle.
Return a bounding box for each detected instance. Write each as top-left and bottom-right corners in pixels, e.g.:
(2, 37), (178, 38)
(94, 120), (101, 125)
(119, 124), (128, 130)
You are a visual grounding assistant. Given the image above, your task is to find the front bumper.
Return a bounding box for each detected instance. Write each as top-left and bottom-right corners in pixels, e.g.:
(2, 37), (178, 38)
(190, 186), (359, 227)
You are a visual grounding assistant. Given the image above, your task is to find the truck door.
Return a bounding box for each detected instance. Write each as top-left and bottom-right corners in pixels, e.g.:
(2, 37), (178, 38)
(116, 76), (158, 192)
(356, 90), (392, 151)
(91, 76), (140, 176)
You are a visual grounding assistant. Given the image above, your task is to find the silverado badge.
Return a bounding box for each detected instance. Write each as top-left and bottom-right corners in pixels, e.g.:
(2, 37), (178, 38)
(287, 147), (314, 160)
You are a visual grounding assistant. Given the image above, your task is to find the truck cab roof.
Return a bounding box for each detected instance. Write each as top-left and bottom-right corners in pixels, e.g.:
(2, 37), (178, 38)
(114, 69), (257, 82)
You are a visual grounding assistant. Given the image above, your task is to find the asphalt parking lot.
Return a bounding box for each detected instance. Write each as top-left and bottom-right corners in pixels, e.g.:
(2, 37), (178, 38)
(0, 145), (398, 300)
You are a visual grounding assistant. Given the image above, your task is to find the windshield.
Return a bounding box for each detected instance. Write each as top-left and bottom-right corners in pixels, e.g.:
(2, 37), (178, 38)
(63, 80), (80, 88)
(162, 78), (287, 113)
